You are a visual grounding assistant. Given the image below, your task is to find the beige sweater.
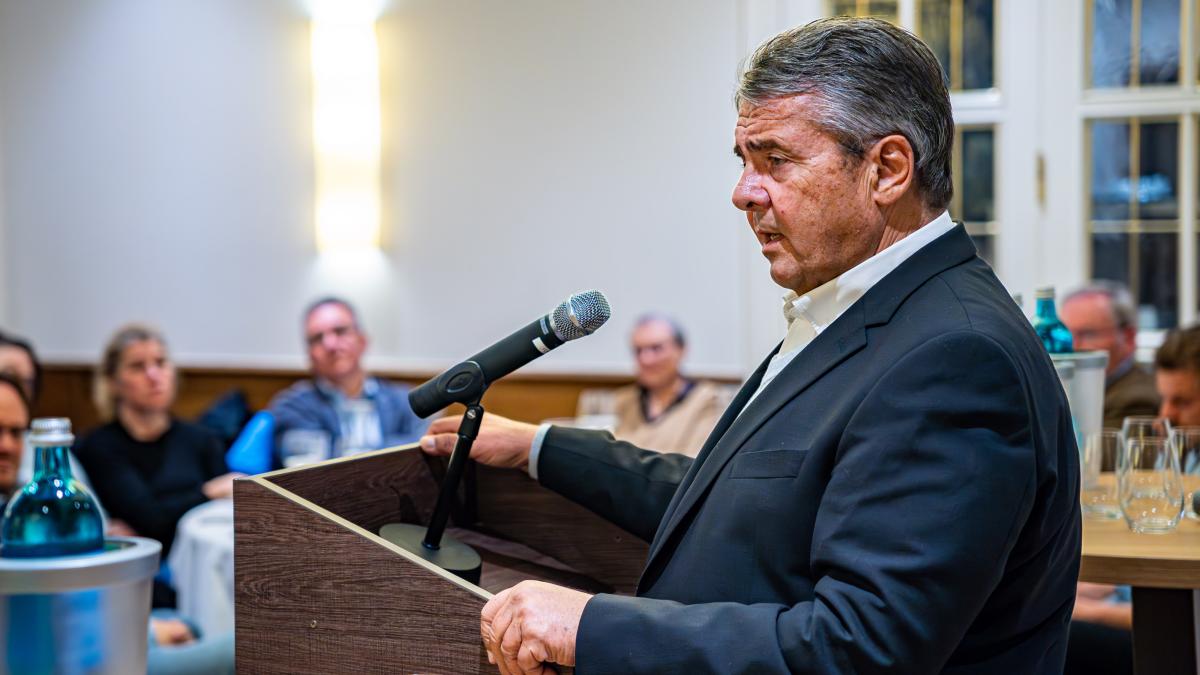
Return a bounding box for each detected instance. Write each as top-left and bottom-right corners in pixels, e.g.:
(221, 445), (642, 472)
(610, 380), (729, 457)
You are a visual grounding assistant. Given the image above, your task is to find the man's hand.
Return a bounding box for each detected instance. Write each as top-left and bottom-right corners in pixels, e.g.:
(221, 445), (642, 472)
(201, 472), (245, 500)
(106, 518), (137, 537)
(419, 414), (539, 470)
(481, 580), (591, 675)
(150, 618), (196, 646)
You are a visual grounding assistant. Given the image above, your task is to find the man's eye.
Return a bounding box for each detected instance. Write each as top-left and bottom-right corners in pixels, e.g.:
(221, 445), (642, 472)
(768, 155), (787, 166)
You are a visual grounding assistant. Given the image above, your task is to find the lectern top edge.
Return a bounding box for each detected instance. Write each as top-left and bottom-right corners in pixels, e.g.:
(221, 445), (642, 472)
(241, 441), (422, 482)
(241, 474), (493, 601)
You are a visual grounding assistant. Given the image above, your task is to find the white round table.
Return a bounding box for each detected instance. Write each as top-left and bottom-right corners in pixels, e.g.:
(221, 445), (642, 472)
(167, 498), (234, 637)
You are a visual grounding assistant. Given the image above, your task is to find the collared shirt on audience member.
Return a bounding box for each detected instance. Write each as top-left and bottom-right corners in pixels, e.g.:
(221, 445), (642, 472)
(1061, 281), (1159, 428)
(607, 315), (726, 457)
(268, 297), (429, 467)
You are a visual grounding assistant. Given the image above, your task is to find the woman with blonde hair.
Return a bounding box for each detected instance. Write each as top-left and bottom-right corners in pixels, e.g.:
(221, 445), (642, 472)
(75, 324), (240, 557)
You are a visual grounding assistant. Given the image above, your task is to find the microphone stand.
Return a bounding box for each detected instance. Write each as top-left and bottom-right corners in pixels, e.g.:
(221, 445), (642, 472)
(380, 363), (485, 584)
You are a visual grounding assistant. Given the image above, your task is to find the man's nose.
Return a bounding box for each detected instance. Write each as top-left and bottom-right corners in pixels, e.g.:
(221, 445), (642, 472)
(1159, 401), (1175, 425)
(732, 169), (769, 212)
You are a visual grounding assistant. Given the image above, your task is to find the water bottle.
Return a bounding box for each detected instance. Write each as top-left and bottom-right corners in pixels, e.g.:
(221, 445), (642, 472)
(1, 418), (104, 557)
(1033, 286), (1073, 354)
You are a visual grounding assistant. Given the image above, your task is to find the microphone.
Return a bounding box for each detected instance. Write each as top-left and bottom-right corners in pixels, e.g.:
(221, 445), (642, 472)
(408, 290), (611, 417)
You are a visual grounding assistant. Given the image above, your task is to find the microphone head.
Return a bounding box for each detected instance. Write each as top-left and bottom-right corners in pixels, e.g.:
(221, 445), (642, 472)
(550, 290), (611, 341)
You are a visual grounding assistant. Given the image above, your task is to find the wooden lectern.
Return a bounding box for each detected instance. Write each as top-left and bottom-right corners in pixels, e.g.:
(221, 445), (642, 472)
(234, 445), (648, 674)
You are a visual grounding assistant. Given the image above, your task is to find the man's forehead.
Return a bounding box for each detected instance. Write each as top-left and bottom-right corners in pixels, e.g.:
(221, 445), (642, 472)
(307, 304), (355, 329)
(0, 346), (32, 372)
(1161, 369), (1200, 393)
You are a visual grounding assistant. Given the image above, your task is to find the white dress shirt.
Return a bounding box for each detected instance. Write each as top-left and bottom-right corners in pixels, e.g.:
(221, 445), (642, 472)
(530, 211), (958, 479)
(745, 210), (957, 407)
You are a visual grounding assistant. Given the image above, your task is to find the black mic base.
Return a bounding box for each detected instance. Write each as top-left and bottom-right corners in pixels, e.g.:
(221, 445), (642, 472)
(379, 522), (482, 585)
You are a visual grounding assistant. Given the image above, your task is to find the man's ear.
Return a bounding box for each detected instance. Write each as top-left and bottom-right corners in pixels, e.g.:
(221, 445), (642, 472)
(868, 134), (917, 206)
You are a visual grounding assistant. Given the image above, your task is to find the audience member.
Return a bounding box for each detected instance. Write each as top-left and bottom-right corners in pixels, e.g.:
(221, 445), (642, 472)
(607, 315), (726, 456)
(268, 297), (429, 465)
(0, 330), (99, 492)
(1061, 282), (1159, 428)
(0, 373), (31, 510)
(1154, 325), (1200, 427)
(74, 324), (240, 556)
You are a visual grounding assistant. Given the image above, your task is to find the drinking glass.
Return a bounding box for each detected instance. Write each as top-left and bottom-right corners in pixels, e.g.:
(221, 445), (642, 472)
(1118, 436), (1185, 533)
(1121, 416), (1172, 443)
(279, 429), (331, 468)
(1080, 430), (1122, 519)
(1171, 426), (1200, 520)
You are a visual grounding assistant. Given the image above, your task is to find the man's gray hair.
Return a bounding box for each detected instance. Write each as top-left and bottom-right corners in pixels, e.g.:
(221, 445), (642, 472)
(736, 17), (954, 210)
(633, 313), (687, 349)
(1063, 281), (1138, 329)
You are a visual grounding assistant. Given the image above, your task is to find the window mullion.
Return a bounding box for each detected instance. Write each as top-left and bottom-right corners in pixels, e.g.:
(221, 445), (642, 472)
(1180, 114), (1197, 325)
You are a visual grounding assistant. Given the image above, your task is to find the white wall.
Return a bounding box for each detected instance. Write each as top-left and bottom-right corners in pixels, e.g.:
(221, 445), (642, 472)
(0, 0), (776, 377)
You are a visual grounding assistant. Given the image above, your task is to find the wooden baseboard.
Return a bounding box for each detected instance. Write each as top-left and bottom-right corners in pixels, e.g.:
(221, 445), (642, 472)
(37, 364), (737, 435)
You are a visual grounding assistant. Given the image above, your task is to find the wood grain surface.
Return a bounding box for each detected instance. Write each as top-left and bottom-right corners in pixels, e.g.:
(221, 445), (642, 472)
(1080, 516), (1200, 588)
(234, 477), (496, 674)
(236, 445), (652, 672)
(474, 465), (648, 595)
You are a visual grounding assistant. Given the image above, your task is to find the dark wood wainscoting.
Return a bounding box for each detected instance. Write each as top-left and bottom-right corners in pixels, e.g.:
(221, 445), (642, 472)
(38, 364), (741, 435)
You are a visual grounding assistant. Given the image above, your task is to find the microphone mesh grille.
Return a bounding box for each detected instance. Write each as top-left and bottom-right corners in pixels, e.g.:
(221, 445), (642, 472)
(552, 290), (612, 341)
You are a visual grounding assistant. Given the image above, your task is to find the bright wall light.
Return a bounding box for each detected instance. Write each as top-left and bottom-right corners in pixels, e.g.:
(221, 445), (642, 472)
(310, 0), (382, 252)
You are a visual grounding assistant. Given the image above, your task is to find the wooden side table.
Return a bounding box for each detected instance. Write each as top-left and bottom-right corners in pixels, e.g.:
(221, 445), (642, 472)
(1080, 517), (1200, 674)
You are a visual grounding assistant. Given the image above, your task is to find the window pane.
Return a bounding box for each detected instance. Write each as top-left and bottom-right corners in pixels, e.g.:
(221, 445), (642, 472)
(829, 0), (898, 22)
(1091, 0), (1133, 87)
(1137, 120), (1179, 220)
(1140, 0), (1180, 85)
(1139, 232), (1178, 328)
(960, 129), (995, 222)
(919, 0), (952, 85)
(830, 0), (858, 16)
(1092, 233), (1131, 291)
(1091, 121), (1132, 221)
(867, 0), (899, 21)
(962, 0), (995, 89)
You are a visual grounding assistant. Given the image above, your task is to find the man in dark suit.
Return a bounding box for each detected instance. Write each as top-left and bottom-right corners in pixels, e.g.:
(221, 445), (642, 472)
(422, 17), (1079, 674)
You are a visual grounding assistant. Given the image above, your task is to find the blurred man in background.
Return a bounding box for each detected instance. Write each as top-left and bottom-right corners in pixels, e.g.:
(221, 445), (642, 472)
(1154, 325), (1200, 427)
(1060, 282), (1158, 428)
(608, 315), (727, 456)
(269, 297), (429, 466)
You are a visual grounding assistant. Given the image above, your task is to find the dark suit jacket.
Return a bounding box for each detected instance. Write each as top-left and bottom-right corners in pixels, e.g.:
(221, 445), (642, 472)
(1103, 362), (1160, 430)
(538, 225), (1081, 674)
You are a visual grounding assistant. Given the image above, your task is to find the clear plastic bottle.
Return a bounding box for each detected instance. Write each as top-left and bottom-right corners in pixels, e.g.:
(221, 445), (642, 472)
(1, 418), (104, 557)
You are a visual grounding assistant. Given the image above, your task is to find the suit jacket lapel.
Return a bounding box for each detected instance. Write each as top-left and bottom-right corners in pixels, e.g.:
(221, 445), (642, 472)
(644, 348), (777, 555)
(638, 224), (981, 590)
(639, 306), (868, 586)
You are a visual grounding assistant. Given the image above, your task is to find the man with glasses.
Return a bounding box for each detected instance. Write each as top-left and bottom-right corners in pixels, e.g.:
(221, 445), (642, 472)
(268, 297), (429, 466)
(1060, 281), (1159, 428)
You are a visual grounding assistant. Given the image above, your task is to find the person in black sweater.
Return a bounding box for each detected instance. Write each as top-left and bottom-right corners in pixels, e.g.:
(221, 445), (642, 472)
(75, 324), (241, 556)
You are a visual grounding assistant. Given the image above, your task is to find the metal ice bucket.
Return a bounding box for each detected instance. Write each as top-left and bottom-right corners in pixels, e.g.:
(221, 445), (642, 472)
(0, 537), (160, 674)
